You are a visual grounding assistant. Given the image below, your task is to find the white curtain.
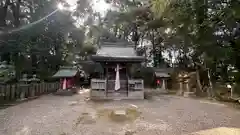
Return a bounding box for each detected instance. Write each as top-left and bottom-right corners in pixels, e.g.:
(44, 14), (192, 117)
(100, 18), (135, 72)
(62, 78), (67, 89)
(115, 64), (120, 91)
(161, 79), (166, 90)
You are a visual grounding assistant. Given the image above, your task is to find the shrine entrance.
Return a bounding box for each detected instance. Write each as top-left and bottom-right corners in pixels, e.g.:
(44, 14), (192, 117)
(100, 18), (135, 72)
(105, 63), (128, 97)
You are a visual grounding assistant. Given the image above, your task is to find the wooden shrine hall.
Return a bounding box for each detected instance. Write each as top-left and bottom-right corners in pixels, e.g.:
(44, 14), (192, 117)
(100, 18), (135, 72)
(90, 41), (145, 100)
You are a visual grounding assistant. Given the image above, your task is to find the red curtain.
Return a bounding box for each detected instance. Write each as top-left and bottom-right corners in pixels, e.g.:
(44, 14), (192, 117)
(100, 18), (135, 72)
(61, 78), (75, 89)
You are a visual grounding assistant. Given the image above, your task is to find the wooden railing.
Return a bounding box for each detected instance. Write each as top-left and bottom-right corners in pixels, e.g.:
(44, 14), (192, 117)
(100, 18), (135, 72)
(90, 79), (144, 99)
(91, 79), (144, 91)
(128, 80), (144, 91)
(107, 80), (128, 92)
(0, 82), (60, 103)
(91, 79), (106, 90)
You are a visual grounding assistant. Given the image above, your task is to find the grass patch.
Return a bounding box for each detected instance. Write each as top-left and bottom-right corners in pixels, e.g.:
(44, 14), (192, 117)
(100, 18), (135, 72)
(75, 112), (96, 127)
(96, 107), (142, 123)
(125, 130), (136, 135)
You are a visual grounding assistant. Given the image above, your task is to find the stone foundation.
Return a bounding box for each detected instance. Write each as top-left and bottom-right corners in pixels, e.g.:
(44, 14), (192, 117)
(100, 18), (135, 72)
(90, 90), (106, 100)
(128, 91), (144, 99)
(90, 90), (144, 100)
(183, 92), (196, 98)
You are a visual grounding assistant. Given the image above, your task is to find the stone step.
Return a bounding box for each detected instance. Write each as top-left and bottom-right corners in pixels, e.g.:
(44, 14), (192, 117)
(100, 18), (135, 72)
(107, 91), (128, 93)
(107, 93), (127, 98)
(183, 92), (196, 98)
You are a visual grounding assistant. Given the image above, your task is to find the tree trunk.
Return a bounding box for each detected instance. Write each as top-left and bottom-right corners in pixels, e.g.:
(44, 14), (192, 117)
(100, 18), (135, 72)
(0, 0), (10, 27)
(144, 47), (147, 67)
(196, 69), (202, 93)
(11, 0), (21, 27)
(207, 68), (214, 97)
(13, 52), (22, 79)
(151, 30), (156, 67)
(132, 23), (139, 49)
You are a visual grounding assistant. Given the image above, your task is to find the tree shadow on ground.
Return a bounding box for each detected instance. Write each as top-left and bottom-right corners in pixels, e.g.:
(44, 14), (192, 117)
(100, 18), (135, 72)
(52, 90), (77, 96)
(0, 96), (40, 110)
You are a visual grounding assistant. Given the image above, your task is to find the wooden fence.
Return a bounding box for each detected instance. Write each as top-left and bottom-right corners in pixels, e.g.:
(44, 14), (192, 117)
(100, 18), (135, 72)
(0, 82), (60, 104)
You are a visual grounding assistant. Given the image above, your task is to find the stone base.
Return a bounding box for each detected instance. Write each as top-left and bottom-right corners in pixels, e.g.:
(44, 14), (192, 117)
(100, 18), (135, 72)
(156, 88), (168, 94)
(90, 90), (144, 100)
(183, 92), (196, 97)
(114, 110), (126, 115)
(177, 90), (184, 96)
(20, 91), (25, 99)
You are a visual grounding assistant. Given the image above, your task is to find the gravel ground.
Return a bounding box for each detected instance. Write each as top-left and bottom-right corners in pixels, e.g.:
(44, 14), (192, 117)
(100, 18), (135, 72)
(1, 90), (240, 135)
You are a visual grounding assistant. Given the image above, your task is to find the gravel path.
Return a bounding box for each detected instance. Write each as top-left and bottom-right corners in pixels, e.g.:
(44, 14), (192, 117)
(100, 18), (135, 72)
(1, 91), (240, 135)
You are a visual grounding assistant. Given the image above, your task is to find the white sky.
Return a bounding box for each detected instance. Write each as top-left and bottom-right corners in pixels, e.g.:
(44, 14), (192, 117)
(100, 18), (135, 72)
(58, 0), (111, 15)
(92, 0), (111, 14)
(57, 0), (111, 27)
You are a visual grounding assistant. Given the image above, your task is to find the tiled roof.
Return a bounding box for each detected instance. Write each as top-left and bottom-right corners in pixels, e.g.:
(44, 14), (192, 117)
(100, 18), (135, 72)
(91, 41), (144, 62)
(155, 72), (170, 78)
(154, 68), (174, 74)
(53, 69), (78, 78)
(97, 46), (137, 58)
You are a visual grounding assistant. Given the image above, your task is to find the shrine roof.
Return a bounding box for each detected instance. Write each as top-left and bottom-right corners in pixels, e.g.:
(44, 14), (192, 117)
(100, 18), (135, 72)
(91, 42), (144, 62)
(97, 46), (136, 57)
(153, 68), (174, 74)
(155, 72), (170, 78)
(53, 69), (78, 78)
(154, 68), (173, 78)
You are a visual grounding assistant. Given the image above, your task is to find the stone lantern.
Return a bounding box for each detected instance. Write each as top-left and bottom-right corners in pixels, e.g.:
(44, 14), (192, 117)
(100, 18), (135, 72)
(28, 75), (40, 97)
(182, 73), (195, 97)
(177, 73), (184, 95)
(19, 74), (30, 100)
(29, 74), (40, 83)
(177, 72), (190, 95)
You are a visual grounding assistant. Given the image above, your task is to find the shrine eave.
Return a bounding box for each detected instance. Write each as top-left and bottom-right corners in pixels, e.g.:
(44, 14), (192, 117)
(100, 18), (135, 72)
(90, 55), (145, 62)
(52, 69), (78, 78)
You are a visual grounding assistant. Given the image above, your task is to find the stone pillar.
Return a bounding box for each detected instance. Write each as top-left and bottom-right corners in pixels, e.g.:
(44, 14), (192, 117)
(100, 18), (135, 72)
(6, 85), (11, 101)
(16, 84), (20, 98)
(25, 85), (29, 98)
(0, 85), (4, 101)
(44, 83), (47, 93)
(30, 84), (35, 97)
(54, 83), (56, 90)
(37, 83), (40, 94)
(11, 85), (16, 100)
(178, 74), (184, 95)
(20, 85), (26, 100)
(179, 81), (183, 95)
(185, 81), (189, 92)
(38, 84), (41, 95)
(183, 79), (195, 97)
(40, 83), (44, 94)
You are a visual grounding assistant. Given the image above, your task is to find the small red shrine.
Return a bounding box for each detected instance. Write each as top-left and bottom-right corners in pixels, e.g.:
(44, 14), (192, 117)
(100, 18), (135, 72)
(53, 66), (81, 90)
(154, 68), (173, 90)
